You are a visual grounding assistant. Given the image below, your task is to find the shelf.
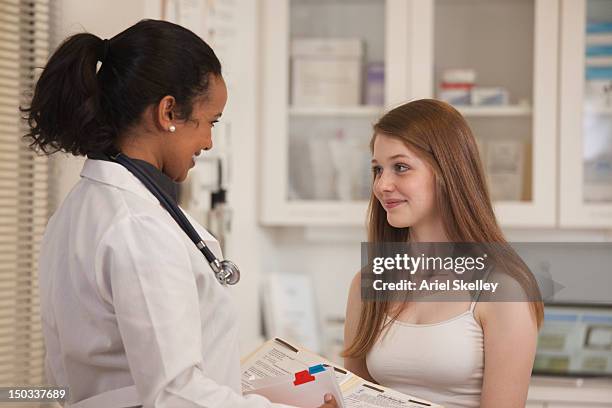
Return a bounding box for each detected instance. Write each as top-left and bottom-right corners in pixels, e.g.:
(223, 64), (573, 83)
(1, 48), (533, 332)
(289, 105), (534, 117)
(261, 200), (369, 226)
(455, 105), (533, 117)
(528, 376), (612, 405)
(584, 106), (612, 115)
(289, 105), (384, 117)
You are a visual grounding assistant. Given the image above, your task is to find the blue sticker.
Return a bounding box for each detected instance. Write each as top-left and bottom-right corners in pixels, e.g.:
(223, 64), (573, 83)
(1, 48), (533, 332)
(308, 364), (326, 374)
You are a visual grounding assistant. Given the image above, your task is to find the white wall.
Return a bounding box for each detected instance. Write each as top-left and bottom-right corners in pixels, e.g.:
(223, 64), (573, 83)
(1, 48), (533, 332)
(221, 0), (267, 354)
(50, 0), (160, 211)
(258, 224), (612, 358)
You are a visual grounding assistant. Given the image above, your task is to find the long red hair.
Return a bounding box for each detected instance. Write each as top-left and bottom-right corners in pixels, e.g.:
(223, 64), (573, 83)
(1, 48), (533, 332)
(342, 99), (543, 358)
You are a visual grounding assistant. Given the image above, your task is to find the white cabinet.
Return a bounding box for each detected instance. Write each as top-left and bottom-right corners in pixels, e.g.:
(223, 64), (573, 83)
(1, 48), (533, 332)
(560, 0), (612, 227)
(424, 0), (559, 227)
(260, 0), (560, 227)
(260, 0), (388, 226)
(527, 377), (612, 407)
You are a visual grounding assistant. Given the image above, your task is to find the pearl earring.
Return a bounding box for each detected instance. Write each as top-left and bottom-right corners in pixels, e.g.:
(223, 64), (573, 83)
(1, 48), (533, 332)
(168, 124), (176, 133)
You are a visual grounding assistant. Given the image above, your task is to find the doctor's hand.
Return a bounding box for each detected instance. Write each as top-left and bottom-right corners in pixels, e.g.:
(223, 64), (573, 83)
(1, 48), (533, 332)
(318, 393), (339, 408)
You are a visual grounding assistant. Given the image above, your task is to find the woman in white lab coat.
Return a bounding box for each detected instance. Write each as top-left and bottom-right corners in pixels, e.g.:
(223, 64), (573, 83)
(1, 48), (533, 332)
(23, 19), (337, 408)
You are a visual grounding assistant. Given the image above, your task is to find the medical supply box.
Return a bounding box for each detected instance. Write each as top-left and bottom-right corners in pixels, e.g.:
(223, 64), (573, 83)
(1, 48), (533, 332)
(291, 38), (363, 106)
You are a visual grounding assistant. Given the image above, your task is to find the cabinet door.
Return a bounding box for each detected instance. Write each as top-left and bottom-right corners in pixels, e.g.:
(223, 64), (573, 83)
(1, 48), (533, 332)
(261, 0), (411, 226)
(260, 0), (559, 227)
(560, 0), (612, 227)
(409, 0), (559, 227)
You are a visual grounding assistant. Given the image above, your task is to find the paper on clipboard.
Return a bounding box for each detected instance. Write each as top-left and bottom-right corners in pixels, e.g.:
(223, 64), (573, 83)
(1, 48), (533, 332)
(244, 365), (345, 408)
(241, 338), (443, 408)
(341, 379), (436, 408)
(241, 338), (353, 391)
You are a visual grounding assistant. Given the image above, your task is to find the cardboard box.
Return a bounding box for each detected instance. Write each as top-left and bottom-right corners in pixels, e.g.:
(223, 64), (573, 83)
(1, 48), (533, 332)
(291, 38), (363, 106)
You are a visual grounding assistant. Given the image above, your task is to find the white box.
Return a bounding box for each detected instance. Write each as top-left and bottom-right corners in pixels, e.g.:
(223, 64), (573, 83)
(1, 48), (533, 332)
(585, 80), (612, 108)
(442, 68), (476, 84)
(471, 87), (509, 106)
(438, 87), (471, 105)
(291, 38), (363, 106)
(584, 154), (612, 202)
(485, 140), (525, 201)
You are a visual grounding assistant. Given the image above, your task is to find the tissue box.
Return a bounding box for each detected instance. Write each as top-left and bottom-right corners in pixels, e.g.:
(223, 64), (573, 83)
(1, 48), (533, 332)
(438, 69), (475, 105)
(291, 38), (363, 106)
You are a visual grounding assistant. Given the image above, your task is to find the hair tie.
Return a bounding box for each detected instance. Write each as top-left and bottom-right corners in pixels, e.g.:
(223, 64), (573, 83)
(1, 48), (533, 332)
(100, 39), (110, 63)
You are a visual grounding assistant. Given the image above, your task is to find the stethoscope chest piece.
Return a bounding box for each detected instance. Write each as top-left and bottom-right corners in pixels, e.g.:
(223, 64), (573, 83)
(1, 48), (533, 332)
(209, 258), (241, 286)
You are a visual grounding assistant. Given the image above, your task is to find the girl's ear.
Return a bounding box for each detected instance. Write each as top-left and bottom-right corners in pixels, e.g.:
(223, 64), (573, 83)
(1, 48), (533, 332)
(156, 95), (176, 131)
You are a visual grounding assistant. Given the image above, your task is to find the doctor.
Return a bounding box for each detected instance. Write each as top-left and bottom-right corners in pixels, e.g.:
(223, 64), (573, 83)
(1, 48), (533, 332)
(23, 20), (337, 408)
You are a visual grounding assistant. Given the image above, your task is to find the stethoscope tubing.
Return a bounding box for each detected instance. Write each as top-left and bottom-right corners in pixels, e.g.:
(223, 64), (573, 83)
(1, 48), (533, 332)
(111, 153), (240, 285)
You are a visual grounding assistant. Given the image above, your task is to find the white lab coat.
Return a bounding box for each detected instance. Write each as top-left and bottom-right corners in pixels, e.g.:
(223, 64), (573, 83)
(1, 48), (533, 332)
(38, 159), (290, 408)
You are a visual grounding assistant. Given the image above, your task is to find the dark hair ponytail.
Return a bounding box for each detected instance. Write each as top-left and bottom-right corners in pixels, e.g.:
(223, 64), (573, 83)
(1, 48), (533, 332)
(22, 33), (108, 154)
(22, 19), (222, 156)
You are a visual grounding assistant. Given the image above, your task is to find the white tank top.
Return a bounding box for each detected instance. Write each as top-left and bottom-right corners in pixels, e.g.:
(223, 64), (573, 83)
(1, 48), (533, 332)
(366, 301), (484, 408)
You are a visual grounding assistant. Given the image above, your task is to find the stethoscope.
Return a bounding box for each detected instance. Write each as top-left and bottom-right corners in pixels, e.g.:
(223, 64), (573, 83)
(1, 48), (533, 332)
(111, 152), (241, 286)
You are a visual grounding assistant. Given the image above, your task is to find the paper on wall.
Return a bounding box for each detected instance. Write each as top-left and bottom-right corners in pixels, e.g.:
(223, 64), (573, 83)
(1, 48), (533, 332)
(261, 274), (321, 353)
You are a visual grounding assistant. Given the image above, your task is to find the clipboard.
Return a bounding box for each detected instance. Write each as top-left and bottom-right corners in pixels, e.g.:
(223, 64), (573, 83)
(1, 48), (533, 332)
(242, 338), (441, 408)
(244, 364), (345, 408)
